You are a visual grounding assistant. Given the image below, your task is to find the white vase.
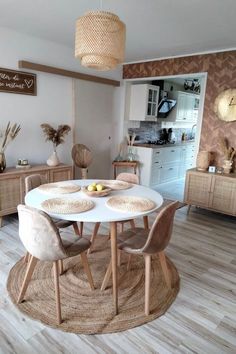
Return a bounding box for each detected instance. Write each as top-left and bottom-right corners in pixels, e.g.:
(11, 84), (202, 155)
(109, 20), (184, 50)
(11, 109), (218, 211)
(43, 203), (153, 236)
(47, 151), (60, 166)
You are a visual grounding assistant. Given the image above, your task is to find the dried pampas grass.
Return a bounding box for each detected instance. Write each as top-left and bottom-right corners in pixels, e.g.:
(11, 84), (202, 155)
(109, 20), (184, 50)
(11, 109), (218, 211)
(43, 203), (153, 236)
(41, 124), (71, 149)
(219, 137), (236, 161)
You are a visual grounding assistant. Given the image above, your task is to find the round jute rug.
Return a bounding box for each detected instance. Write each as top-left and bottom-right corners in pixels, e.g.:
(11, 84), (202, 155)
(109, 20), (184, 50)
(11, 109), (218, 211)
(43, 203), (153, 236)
(7, 236), (180, 334)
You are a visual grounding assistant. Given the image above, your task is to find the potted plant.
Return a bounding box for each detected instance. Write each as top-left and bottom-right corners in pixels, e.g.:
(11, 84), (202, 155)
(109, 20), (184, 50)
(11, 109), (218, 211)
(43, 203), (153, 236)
(41, 124), (71, 166)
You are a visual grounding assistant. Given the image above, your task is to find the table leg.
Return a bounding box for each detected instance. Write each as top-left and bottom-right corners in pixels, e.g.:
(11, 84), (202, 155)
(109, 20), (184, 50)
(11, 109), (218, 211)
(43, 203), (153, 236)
(110, 221), (118, 315)
(0, 216), (3, 228)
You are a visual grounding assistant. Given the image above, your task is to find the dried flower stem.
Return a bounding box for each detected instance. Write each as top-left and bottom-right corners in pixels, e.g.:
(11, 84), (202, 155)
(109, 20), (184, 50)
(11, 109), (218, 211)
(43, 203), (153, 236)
(0, 122), (21, 153)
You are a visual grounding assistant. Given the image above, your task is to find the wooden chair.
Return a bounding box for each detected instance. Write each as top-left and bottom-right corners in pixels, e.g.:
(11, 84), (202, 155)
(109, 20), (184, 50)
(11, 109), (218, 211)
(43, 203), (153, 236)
(17, 204), (94, 324)
(24, 174), (81, 263)
(101, 201), (178, 316)
(88, 172), (148, 254)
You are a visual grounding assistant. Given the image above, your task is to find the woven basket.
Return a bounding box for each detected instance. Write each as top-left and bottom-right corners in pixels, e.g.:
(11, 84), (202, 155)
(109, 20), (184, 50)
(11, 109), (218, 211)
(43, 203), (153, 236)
(75, 11), (126, 71)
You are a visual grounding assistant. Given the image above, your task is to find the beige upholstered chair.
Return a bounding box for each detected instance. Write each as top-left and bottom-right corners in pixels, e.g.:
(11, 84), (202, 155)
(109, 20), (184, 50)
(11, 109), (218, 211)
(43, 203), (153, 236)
(17, 205), (94, 324)
(101, 201), (178, 315)
(87, 172), (145, 254)
(24, 174), (81, 262)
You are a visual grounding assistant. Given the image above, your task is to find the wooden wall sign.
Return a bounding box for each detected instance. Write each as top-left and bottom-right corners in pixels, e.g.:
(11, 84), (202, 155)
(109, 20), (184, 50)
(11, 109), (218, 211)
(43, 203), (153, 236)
(0, 68), (37, 95)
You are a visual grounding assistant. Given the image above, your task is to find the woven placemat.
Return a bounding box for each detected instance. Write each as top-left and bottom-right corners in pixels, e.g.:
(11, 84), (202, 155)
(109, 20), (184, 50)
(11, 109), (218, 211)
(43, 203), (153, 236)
(106, 196), (156, 213)
(38, 183), (81, 194)
(41, 198), (94, 214)
(97, 180), (132, 190)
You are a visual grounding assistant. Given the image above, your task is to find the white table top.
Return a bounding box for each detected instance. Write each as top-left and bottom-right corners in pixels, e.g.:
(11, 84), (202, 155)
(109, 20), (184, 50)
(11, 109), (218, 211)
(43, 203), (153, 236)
(25, 179), (163, 223)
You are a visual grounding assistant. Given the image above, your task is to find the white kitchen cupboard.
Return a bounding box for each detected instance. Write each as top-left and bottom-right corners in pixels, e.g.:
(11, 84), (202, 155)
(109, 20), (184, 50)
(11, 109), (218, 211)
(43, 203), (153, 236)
(179, 144), (195, 178)
(166, 91), (199, 123)
(129, 84), (159, 121)
(135, 143), (195, 187)
(184, 169), (236, 216)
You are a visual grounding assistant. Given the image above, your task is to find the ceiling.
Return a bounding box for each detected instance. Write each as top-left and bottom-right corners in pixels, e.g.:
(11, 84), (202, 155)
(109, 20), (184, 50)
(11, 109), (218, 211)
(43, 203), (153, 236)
(0, 0), (235, 63)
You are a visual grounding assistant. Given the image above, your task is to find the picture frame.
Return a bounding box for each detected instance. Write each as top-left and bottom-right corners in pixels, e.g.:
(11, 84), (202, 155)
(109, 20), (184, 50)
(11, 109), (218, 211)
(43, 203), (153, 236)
(208, 166), (216, 173)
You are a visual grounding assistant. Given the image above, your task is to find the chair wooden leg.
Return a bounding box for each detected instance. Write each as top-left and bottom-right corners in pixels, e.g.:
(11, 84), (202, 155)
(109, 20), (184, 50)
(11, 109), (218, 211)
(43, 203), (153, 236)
(187, 205), (191, 215)
(101, 260), (112, 291)
(17, 256), (38, 304)
(159, 251), (171, 288)
(121, 223), (124, 232)
(23, 252), (30, 263)
(80, 221), (84, 236)
(144, 254), (151, 316)
(80, 252), (95, 290)
(130, 219), (135, 229)
(127, 254), (132, 271)
(53, 261), (62, 324)
(143, 215), (149, 229)
(118, 249), (121, 267)
(87, 222), (100, 254)
(59, 259), (64, 275)
(72, 222), (80, 236)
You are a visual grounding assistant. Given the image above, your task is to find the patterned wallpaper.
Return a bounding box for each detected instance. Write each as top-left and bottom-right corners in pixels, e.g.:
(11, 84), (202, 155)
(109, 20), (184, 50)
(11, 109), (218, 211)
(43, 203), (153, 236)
(123, 50), (236, 167)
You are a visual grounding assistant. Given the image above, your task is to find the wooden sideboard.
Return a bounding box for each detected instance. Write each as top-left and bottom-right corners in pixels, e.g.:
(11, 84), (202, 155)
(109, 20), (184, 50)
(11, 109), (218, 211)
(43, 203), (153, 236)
(184, 168), (236, 216)
(0, 164), (73, 227)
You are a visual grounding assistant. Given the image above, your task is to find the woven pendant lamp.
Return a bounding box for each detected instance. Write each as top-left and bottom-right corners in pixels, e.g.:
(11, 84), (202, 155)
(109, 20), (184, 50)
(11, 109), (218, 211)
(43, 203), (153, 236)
(75, 11), (126, 71)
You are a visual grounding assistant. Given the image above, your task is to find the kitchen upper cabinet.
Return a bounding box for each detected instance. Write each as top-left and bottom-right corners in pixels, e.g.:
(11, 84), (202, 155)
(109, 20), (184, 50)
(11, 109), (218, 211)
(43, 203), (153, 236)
(129, 84), (159, 121)
(167, 91), (199, 123)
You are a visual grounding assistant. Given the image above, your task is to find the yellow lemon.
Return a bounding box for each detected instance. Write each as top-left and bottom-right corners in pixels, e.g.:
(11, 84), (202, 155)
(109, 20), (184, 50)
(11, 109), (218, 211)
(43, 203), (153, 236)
(87, 185), (96, 192)
(92, 182), (97, 187)
(96, 184), (104, 191)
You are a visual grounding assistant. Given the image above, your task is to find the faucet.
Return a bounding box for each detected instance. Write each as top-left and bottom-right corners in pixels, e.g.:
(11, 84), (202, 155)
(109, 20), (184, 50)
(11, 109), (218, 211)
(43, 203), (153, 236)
(190, 124), (196, 140)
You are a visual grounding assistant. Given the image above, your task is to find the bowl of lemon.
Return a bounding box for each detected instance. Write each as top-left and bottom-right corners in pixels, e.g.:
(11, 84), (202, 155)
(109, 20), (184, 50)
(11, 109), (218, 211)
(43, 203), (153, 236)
(82, 182), (111, 197)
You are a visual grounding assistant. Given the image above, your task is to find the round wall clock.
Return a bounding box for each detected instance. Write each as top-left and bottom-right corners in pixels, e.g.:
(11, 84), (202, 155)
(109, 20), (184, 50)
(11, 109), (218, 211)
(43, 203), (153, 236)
(214, 88), (236, 122)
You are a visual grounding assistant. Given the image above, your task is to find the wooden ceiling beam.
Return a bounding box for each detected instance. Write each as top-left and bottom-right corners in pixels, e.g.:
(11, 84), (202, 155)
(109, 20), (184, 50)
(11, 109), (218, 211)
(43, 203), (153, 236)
(18, 60), (120, 87)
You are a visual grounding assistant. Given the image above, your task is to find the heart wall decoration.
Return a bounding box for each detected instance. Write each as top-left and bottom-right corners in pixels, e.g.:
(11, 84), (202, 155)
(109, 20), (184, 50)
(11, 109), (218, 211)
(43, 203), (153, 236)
(0, 68), (37, 95)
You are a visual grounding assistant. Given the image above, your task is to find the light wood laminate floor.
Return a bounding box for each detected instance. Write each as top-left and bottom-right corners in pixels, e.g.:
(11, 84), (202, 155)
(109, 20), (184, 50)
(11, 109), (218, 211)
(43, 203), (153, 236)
(0, 206), (236, 354)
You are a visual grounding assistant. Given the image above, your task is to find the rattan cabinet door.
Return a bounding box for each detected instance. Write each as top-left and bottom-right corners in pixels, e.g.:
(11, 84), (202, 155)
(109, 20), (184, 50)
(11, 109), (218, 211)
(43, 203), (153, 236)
(49, 167), (72, 182)
(184, 172), (212, 206)
(210, 176), (236, 215)
(0, 176), (22, 215)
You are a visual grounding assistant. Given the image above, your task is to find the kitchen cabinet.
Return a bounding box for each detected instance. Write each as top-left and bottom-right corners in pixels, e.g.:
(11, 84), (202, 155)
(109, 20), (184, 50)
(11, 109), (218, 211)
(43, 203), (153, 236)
(184, 169), (236, 216)
(135, 143), (195, 187)
(166, 91), (199, 123)
(0, 164), (73, 227)
(129, 84), (159, 121)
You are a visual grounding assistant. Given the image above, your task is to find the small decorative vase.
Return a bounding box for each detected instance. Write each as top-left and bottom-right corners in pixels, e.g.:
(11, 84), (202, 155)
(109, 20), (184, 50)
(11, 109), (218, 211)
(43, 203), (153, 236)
(126, 147), (135, 161)
(222, 159), (232, 174)
(47, 150), (60, 167)
(196, 151), (210, 171)
(0, 152), (6, 173)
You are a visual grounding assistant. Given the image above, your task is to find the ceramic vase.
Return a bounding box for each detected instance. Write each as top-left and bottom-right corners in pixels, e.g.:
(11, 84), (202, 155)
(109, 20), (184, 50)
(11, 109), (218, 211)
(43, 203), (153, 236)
(47, 151), (60, 167)
(196, 151), (210, 171)
(222, 159), (232, 174)
(0, 152), (6, 173)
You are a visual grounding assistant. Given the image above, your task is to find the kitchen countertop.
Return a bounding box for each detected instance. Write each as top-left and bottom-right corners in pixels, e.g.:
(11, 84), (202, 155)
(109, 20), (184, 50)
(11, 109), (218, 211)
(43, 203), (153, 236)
(133, 140), (195, 149)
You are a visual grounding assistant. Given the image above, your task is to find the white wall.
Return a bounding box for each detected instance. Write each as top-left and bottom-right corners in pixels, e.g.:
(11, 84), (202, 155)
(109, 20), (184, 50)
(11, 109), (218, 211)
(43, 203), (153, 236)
(0, 27), (122, 168)
(74, 80), (124, 179)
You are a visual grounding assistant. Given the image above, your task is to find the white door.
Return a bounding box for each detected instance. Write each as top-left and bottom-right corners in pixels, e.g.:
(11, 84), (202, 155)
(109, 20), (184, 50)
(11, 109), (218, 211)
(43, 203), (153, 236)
(74, 80), (114, 179)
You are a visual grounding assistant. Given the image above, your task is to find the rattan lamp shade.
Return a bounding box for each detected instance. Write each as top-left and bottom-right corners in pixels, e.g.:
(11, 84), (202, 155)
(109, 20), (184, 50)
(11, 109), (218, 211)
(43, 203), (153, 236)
(75, 11), (126, 71)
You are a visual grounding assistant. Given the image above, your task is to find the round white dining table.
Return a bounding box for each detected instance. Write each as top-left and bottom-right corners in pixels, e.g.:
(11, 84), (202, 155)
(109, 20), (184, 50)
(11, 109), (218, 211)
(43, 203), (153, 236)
(25, 179), (163, 314)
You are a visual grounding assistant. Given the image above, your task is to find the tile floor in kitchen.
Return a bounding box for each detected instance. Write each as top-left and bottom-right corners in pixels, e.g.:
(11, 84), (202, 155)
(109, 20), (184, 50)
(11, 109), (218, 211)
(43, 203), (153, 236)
(154, 178), (185, 202)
